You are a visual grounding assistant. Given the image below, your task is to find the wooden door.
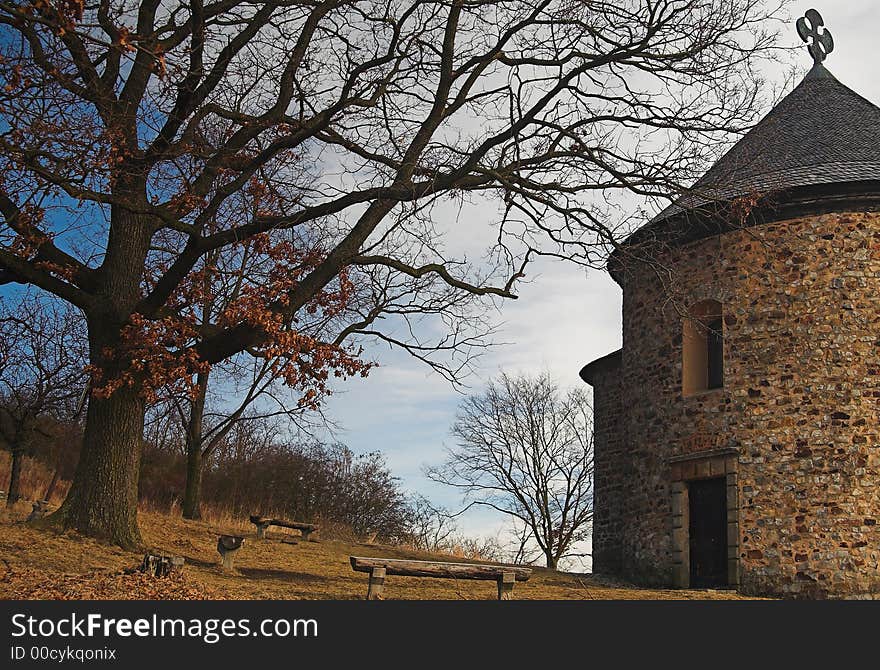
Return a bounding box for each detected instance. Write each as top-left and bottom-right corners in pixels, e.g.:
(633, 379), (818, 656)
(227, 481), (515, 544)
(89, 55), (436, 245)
(688, 477), (727, 588)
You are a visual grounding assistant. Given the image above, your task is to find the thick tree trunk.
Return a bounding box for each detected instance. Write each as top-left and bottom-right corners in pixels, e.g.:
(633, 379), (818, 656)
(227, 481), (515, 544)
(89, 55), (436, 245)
(51, 385), (145, 548)
(182, 370), (209, 520)
(50, 195), (151, 547)
(182, 448), (203, 520)
(47, 175), (153, 549)
(545, 552), (558, 570)
(6, 448), (23, 507)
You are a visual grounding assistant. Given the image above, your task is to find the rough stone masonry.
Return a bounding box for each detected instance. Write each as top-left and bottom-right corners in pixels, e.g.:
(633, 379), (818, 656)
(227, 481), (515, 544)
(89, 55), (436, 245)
(587, 210), (880, 599)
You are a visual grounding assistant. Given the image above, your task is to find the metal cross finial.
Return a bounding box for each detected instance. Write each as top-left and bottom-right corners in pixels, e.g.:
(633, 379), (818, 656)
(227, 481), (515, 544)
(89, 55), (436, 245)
(797, 9), (834, 65)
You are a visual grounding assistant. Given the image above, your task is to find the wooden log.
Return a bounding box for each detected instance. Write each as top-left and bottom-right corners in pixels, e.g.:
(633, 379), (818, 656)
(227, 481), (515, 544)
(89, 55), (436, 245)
(367, 567), (386, 600)
(349, 557), (532, 581)
(497, 571), (516, 600)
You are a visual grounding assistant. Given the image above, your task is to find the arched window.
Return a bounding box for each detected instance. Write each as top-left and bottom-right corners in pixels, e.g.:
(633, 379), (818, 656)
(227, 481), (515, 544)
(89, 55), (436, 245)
(682, 300), (724, 396)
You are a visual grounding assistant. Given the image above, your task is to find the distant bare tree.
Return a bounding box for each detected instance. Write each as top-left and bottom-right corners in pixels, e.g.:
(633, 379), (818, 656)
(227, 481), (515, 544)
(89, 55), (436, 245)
(408, 494), (458, 552)
(449, 534), (506, 563)
(504, 518), (543, 566)
(0, 296), (87, 506)
(427, 372), (594, 569)
(152, 353), (336, 520)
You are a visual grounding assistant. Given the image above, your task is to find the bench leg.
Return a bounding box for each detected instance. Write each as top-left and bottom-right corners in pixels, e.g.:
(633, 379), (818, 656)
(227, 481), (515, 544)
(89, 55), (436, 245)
(497, 572), (516, 600)
(255, 523), (269, 539)
(221, 549), (238, 570)
(367, 567), (386, 600)
(301, 529), (312, 542)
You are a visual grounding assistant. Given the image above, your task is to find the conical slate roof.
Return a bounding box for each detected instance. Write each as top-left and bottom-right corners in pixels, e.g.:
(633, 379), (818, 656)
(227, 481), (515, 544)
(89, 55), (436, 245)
(655, 63), (880, 221)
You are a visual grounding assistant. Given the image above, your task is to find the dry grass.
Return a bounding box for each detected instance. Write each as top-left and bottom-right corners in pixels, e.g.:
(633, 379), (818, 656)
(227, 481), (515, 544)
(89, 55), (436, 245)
(0, 502), (761, 600)
(0, 453), (70, 506)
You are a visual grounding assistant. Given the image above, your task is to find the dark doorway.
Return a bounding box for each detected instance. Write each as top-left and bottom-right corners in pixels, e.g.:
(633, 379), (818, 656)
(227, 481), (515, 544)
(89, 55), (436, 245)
(688, 477), (728, 588)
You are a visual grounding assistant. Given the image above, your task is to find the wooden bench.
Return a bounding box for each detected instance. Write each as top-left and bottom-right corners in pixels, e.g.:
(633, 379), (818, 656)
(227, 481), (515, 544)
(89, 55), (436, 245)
(349, 556), (532, 600)
(250, 515), (319, 541)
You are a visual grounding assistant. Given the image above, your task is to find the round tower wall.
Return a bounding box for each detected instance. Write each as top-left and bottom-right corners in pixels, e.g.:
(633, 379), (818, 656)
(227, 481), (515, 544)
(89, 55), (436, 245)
(618, 209), (880, 598)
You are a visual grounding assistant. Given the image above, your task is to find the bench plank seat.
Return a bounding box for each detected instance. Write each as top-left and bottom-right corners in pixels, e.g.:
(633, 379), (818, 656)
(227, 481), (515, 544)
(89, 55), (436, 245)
(350, 556), (532, 600)
(250, 515), (318, 540)
(350, 556), (532, 581)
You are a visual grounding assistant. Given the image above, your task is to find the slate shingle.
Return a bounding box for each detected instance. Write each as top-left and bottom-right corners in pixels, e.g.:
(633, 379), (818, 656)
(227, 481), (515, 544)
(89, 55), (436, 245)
(655, 64), (880, 221)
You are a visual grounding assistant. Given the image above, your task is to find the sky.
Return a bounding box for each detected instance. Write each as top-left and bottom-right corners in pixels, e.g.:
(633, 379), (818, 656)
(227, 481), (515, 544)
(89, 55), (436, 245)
(315, 0), (880, 549)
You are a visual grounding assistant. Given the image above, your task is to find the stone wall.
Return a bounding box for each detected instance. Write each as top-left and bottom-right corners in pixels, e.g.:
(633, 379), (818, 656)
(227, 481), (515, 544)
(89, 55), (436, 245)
(605, 209), (880, 598)
(586, 354), (625, 575)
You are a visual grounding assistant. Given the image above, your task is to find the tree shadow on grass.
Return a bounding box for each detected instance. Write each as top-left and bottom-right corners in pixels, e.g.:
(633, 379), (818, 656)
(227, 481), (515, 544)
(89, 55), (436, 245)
(180, 555), (218, 570)
(237, 566), (328, 583)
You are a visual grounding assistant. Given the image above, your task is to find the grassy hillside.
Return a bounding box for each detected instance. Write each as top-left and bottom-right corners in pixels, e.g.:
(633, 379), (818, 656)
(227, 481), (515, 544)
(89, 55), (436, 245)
(0, 505), (753, 600)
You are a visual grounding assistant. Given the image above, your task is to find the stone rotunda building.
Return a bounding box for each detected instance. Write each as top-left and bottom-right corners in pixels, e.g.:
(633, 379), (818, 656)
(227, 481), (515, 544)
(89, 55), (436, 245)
(580, 13), (880, 598)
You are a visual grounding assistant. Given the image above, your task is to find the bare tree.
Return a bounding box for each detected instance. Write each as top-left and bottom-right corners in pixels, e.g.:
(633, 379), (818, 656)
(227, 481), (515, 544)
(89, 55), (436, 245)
(408, 494), (458, 552)
(0, 0), (786, 546)
(144, 357), (326, 519)
(152, 219), (342, 520)
(0, 296), (87, 506)
(427, 372), (594, 569)
(505, 517), (543, 566)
